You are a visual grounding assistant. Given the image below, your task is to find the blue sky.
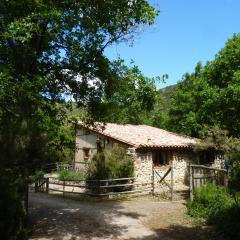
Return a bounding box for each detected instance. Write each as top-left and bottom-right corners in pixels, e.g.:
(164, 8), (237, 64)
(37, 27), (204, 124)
(104, 0), (240, 88)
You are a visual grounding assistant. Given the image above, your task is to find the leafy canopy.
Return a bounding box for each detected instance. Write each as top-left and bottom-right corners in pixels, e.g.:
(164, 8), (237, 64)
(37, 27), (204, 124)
(0, 1), (158, 238)
(168, 34), (240, 138)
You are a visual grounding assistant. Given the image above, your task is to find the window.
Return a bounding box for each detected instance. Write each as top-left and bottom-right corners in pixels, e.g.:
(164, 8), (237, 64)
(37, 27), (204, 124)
(83, 148), (90, 161)
(153, 151), (171, 166)
(199, 151), (215, 165)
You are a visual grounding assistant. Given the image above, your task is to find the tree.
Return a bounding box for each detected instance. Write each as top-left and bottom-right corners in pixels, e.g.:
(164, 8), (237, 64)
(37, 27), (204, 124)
(0, 1), (158, 238)
(168, 34), (240, 138)
(194, 126), (240, 191)
(87, 61), (161, 124)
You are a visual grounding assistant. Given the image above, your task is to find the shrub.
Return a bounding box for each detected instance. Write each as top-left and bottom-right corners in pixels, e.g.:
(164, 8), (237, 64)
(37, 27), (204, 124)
(86, 146), (134, 180)
(229, 161), (240, 192)
(58, 169), (85, 181)
(86, 146), (134, 192)
(187, 183), (240, 239)
(187, 183), (233, 220)
(35, 170), (45, 178)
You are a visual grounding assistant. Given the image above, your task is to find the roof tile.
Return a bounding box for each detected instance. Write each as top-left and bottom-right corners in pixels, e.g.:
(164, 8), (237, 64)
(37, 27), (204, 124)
(77, 122), (197, 149)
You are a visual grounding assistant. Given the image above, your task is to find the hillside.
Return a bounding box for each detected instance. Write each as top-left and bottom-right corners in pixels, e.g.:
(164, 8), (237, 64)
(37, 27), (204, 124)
(159, 84), (177, 112)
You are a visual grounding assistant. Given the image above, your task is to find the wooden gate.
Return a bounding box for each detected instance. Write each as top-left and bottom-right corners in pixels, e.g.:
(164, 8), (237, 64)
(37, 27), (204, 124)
(153, 166), (174, 200)
(35, 177), (49, 193)
(189, 164), (228, 200)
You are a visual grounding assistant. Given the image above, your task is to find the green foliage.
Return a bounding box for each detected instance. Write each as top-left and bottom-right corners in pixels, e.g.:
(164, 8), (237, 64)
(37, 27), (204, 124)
(194, 127), (240, 193)
(0, 1), (158, 237)
(35, 170), (45, 178)
(0, 172), (27, 240)
(58, 170), (85, 182)
(194, 126), (232, 153)
(187, 184), (233, 219)
(82, 61), (164, 125)
(229, 162), (240, 192)
(159, 84), (177, 113)
(187, 184), (240, 239)
(87, 146), (134, 180)
(168, 34), (240, 138)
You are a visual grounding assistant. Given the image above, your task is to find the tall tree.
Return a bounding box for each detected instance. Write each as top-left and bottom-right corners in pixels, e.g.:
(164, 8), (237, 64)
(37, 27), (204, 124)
(168, 34), (240, 138)
(0, 1), (158, 238)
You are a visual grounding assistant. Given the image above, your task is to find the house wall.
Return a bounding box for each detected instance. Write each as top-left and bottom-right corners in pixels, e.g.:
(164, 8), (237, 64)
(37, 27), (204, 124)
(75, 127), (127, 169)
(212, 154), (225, 169)
(134, 150), (198, 191)
(134, 150), (223, 192)
(75, 128), (98, 169)
(75, 127), (222, 192)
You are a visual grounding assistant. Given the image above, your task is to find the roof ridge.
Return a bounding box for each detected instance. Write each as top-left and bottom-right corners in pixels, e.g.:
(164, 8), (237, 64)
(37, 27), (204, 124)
(134, 124), (197, 140)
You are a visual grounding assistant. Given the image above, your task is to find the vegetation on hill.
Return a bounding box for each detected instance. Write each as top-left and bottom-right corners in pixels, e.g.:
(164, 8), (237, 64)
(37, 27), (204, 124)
(159, 84), (177, 112)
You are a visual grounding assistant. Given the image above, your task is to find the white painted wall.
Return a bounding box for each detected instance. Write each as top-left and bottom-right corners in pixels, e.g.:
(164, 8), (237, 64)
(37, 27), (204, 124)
(75, 128), (98, 169)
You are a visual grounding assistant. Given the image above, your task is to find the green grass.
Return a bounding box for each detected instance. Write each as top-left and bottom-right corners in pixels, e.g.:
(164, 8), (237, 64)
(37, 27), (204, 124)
(187, 183), (240, 239)
(58, 169), (85, 181)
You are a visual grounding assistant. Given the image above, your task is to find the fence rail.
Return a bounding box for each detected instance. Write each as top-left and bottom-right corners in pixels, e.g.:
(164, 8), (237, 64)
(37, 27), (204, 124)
(35, 176), (152, 197)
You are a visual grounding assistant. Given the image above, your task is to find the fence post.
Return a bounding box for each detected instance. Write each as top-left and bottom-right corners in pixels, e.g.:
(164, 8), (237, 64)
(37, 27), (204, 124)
(189, 164), (193, 201)
(63, 180), (65, 198)
(224, 172), (228, 187)
(171, 164), (174, 201)
(35, 178), (38, 192)
(46, 177), (49, 193)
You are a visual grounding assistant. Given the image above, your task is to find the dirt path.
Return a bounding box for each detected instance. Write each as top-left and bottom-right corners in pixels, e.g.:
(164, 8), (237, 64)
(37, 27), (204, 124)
(29, 192), (224, 240)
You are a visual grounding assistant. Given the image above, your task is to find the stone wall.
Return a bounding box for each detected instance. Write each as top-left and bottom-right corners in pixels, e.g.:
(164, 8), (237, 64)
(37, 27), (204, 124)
(171, 151), (197, 190)
(134, 151), (153, 183)
(134, 150), (198, 191)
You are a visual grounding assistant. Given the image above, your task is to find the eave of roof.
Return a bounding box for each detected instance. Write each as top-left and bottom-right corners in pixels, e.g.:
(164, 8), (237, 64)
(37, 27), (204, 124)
(76, 122), (135, 147)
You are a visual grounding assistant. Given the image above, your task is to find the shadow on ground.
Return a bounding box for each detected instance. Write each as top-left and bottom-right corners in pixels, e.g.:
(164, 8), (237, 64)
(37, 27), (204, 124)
(133, 224), (226, 240)
(29, 192), (147, 239)
(29, 192), (226, 240)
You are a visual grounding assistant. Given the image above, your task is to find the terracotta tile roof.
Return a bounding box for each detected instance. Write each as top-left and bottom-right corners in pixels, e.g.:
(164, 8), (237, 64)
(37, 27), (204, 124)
(76, 122), (197, 149)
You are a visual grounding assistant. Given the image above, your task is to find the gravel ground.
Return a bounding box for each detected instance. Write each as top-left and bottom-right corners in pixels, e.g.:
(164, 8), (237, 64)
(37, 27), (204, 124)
(29, 192), (224, 240)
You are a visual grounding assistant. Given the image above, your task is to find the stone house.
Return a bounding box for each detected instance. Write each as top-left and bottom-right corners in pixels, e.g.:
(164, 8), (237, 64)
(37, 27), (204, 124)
(74, 122), (221, 190)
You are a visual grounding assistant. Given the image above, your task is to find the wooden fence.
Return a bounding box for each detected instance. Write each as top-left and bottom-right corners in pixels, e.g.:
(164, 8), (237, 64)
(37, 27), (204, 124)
(35, 177), (49, 193)
(37, 162), (175, 199)
(35, 176), (152, 197)
(189, 164), (228, 200)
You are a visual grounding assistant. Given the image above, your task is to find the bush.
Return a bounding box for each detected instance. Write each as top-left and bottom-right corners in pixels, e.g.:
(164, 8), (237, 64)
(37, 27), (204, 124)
(187, 183), (233, 220)
(35, 170), (45, 178)
(187, 183), (240, 239)
(86, 146), (134, 180)
(0, 172), (27, 240)
(229, 161), (240, 192)
(58, 169), (85, 181)
(86, 146), (134, 193)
